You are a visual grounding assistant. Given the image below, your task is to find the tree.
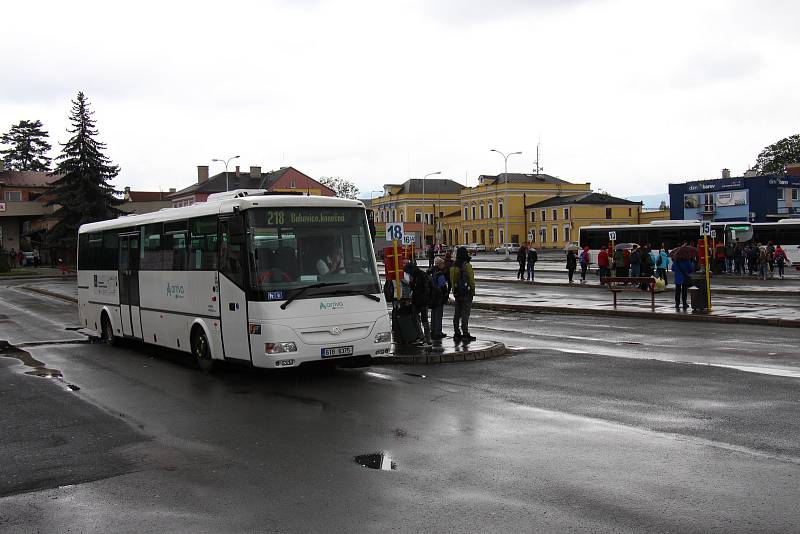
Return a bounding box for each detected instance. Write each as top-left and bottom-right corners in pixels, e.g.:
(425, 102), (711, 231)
(0, 119), (52, 171)
(318, 176), (360, 199)
(752, 134), (800, 175)
(46, 92), (123, 250)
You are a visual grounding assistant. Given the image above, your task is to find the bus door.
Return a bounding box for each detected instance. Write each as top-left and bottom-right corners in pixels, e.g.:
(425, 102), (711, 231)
(219, 217), (251, 361)
(118, 232), (143, 338)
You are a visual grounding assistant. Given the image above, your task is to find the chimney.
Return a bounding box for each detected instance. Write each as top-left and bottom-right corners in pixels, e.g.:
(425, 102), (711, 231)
(722, 168), (731, 179)
(250, 166), (261, 178)
(197, 165), (209, 183)
(169, 187), (176, 193)
(235, 165), (240, 177)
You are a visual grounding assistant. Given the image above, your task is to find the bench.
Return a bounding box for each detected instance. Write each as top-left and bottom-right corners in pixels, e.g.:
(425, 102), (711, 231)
(603, 276), (657, 310)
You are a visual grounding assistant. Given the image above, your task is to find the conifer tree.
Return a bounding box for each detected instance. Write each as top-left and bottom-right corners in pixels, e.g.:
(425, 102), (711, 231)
(0, 119), (52, 171)
(46, 92), (123, 249)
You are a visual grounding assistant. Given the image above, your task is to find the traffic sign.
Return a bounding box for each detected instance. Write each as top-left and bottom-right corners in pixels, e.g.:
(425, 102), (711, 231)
(608, 231), (617, 241)
(701, 221), (711, 236)
(385, 223), (404, 242)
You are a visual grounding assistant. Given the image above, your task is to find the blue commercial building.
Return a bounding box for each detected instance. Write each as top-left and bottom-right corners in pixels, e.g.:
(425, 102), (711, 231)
(668, 168), (800, 222)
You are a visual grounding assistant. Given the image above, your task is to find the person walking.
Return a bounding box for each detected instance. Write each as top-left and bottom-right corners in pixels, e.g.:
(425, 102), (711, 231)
(579, 246), (590, 284)
(597, 245), (610, 284)
(671, 253), (694, 309)
(526, 246), (538, 281)
(33, 248), (40, 268)
(427, 244), (435, 268)
(766, 241), (775, 277)
(758, 246), (769, 281)
(8, 248), (16, 270)
(733, 240), (743, 275)
(405, 262), (432, 345)
(428, 256), (449, 340)
(774, 245), (787, 279)
(516, 242), (528, 280)
(566, 248), (577, 283)
(449, 246), (476, 343)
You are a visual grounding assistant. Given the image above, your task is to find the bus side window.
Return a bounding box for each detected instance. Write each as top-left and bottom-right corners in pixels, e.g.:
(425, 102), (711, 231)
(220, 220), (245, 288)
(190, 216), (218, 271)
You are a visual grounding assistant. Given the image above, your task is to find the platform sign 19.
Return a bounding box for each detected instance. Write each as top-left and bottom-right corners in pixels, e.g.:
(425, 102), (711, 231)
(608, 231), (617, 241)
(386, 223), (404, 242)
(701, 222), (711, 236)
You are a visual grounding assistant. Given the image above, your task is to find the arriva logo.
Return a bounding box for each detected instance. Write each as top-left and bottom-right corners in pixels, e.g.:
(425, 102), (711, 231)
(319, 300), (345, 311)
(166, 283), (185, 298)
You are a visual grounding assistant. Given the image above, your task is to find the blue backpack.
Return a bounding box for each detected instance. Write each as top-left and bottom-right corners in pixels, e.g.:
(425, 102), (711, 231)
(453, 266), (470, 298)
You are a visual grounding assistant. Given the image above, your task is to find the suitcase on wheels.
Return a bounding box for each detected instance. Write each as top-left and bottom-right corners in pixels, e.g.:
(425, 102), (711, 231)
(393, 306), (419, 344)
(690, 278), (708, 310)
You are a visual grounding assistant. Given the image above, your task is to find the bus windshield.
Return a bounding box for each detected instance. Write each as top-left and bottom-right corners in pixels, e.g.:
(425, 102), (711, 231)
(246, 206), (380, 300)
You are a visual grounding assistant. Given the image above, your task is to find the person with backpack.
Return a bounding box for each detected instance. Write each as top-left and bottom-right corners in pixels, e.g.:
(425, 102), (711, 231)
(629, 245), (641, 277)
(656, 247), (670, 285)
(404, 261), (432, 344)
(766, 241), (775, 276)
(516, 242), (528, 280)
(774, 244), (787, 279)
(579, 246), (590, 284)
(449, 246), (476, 343)
(526, 246), (538, 281)
(428, 256), (449, 340)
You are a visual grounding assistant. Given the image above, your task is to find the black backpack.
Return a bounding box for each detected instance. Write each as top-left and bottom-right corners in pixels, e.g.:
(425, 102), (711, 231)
(428, 269), (447, 308)
(411, 269), (431, 307)
(452, 266), (470, 298)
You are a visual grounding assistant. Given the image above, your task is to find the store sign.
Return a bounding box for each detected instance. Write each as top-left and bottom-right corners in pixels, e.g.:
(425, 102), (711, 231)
(687, 179), (744, 192)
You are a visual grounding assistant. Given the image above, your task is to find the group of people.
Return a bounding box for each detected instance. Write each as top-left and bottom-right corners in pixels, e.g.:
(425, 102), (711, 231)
(514, 243), (539, 281)
(570, 243), (672, 285)
(386, 246), (476, 345)
(6, 247), (41, 268)
(728, 241), (790, 279)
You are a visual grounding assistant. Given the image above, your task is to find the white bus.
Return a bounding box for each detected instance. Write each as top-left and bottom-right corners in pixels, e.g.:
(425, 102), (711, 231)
(77, 191), (392, 371)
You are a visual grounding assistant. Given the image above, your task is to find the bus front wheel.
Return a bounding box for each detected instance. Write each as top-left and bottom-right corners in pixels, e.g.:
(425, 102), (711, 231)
(102, 313), (119, 347)
(192, 328), (215, 373)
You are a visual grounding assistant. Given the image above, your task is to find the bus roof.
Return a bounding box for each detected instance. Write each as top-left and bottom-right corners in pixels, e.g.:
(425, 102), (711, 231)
(79, 193), (364, 234)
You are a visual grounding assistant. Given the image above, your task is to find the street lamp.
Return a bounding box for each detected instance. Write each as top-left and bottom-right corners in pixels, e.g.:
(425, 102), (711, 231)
(422, 171), (441, 253)
(211, 155), (240, 192)
(490, 149), (521, 259)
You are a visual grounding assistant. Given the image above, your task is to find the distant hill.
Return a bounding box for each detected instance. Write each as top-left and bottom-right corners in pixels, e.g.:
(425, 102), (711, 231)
(624, 193), (669, 210)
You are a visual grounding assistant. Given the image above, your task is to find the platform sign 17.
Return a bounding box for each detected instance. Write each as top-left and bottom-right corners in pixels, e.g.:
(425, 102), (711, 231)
(386, 223), (404, 242)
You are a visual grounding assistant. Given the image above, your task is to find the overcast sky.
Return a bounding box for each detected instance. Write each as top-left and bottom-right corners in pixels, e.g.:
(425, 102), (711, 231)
(2, 0), (799, 198)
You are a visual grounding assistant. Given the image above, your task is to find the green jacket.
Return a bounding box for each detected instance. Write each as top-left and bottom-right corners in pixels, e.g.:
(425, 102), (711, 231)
(449, 262), (475, 298)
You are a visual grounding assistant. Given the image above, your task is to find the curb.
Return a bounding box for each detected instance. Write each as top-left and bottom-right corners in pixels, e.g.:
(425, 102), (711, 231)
(19, 285), (78, 304)
(382, 341), (507, 364)
(1, 275), (77, 282)
(471, 301), (800, 329)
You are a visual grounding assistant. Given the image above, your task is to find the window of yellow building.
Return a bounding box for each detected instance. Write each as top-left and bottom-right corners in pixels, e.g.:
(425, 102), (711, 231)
(488, 203), (493, 218)
(552, 209), (558, 221)
(563, 208), (569, 220)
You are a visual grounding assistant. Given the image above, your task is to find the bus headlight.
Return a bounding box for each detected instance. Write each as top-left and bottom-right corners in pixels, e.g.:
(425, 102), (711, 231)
(265, 342), (297, 354)
(374, 332), (391, 344)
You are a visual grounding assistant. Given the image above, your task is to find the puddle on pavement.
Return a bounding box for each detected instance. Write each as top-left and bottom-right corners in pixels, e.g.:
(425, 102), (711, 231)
(355, 452), (397, 470)
(403, 373), (426, 378)
(0, 340), (78, 389)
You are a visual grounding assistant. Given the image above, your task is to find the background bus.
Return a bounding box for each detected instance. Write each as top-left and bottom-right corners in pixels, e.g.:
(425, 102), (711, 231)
(752, 219), (800, 266)
(579, 220), (753, 263)
(78, 191), (392, 371)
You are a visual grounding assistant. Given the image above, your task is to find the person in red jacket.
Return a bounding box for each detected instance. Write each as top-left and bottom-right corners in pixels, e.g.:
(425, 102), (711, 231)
(597, 245), (610, 284)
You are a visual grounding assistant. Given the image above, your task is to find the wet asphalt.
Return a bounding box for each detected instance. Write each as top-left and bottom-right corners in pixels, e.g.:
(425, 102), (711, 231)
(1, 279), (800, 532)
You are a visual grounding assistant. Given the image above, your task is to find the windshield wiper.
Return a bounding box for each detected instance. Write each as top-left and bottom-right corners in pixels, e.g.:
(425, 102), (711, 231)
(280, 282), (347, 310)
(327, 289), (381, 302)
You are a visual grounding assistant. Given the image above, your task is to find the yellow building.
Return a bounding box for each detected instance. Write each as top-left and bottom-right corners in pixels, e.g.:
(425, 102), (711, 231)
(446, 173), (592, 248)
(372, 178), (463, 246)
(525, 192), (643, 249)
(638, 208), (671, 224)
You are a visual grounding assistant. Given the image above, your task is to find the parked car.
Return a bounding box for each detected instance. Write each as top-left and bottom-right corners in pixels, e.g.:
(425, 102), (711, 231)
(494, 243), (521, 254)
(467, 243), (486, 254)
(20, 251), (35, 266)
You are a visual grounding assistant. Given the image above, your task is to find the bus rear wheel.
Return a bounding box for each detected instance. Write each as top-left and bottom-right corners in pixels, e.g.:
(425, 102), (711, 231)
(102, 313), (119, 346)
(192, 328), (215, 373)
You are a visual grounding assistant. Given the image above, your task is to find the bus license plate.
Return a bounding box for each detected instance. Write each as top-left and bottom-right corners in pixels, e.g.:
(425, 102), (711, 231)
(321, 345), (354, 358)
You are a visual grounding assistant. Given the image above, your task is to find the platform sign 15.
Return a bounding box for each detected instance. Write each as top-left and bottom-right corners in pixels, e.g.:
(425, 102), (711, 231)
(701, 222), (711, 236)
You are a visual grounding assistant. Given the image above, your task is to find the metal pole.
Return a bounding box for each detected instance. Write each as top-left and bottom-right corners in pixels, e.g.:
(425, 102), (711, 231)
(422, 171), (441, 255)
(490, 149), (521, 260)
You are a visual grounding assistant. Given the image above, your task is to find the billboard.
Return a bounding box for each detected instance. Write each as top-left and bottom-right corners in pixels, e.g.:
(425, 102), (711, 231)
(715, 190), (747, 207)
